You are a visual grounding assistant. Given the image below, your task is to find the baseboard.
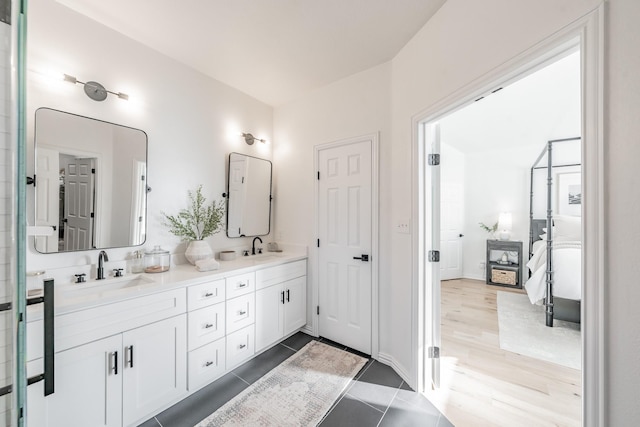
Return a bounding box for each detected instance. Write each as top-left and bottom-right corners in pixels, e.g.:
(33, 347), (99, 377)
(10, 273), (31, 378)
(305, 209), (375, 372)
(377, 352), (413, 390)
(301, 325), (316, 337)
(462, 273), (485, 282)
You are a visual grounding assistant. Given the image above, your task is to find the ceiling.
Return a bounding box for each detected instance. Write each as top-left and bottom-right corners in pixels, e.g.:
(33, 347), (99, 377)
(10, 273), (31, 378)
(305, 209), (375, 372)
(440, 51), (581, 153)
(57, 0), (446, 106)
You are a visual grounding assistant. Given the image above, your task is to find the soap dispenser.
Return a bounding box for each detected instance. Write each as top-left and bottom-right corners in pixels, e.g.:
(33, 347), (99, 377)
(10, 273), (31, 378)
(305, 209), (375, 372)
(129, 250), (144, 274)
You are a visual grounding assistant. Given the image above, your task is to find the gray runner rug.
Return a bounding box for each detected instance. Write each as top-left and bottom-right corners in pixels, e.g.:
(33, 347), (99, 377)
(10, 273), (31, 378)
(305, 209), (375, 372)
(195, 340), (367, 427)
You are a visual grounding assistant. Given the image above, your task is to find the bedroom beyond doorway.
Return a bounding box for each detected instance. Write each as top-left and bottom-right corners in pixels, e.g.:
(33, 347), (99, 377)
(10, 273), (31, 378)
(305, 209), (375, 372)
(422, 49), (583, 426)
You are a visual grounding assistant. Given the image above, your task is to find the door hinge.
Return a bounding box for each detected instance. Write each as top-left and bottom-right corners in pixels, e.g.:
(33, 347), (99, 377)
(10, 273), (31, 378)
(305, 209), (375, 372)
(428, 346), (440, 359)
(317, 239), (320, 248)
(428, 250), (440, 262)
(428, 154), (440, 166)
(91, 168), (96, 174)
(317, 306), (320, 315)
(141, 175), (145, 181)
(26, 175), (36, 186)
(317, 171), (320, 180)
(90, 212), (95, 218)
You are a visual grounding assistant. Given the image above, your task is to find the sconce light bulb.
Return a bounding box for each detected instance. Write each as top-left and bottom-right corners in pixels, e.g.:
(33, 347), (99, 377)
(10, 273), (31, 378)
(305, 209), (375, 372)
(63, 74), (77, 84)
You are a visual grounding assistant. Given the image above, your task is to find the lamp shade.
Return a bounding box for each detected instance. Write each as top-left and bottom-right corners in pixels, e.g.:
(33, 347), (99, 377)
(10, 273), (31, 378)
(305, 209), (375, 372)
(498, 212), (512, 231)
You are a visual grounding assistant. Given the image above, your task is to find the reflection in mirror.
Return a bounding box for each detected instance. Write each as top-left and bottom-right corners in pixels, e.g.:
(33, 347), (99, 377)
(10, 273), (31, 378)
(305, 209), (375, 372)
(34, 108), (148, 253)
(226, 153), (272, 238)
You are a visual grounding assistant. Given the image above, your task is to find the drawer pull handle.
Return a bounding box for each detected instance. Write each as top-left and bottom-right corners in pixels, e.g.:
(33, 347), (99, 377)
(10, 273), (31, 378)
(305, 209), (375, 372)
(204, 292), (214, 297)
(238, 310), (247, 315)
(205, 361), (214, 367)
(238, 283), (247, 288)
(204, 323), (214, 329)
(239, 344), (246, 349)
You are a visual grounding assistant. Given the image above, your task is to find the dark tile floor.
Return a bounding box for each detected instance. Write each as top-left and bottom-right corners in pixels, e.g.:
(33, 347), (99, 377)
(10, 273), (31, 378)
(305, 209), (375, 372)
(139, 332), (453, 427)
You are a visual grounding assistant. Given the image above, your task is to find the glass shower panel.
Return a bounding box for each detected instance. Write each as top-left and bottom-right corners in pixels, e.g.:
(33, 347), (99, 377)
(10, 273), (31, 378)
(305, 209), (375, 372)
(0, 3), (15, 425)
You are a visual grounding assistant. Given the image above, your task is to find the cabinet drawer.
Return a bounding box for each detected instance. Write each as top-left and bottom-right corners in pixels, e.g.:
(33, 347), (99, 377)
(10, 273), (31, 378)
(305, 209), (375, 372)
(226, 325), (255, 369)
(55, 288), (186, 352)
(225, 272), (255, 299)
(187, 279), (225, 310)
(188, 303), (225, 351)
(188, 338), (226, 391)
(226, 293), (255, 334)
(256, 260), (307, 290)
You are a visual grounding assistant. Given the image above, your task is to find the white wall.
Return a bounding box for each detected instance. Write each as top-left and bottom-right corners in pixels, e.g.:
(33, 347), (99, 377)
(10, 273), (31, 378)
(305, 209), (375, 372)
(273, 62), (391, 339)
(26, 0), (274, 271)
(459, 145), (541, 280)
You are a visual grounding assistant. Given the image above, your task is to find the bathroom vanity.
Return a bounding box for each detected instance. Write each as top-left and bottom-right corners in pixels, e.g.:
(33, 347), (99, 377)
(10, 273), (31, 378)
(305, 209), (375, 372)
(25, 253), (307, 427)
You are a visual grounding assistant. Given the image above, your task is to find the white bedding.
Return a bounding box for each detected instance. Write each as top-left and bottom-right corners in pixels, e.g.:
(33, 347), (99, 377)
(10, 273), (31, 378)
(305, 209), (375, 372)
(524, 240), (582, 304)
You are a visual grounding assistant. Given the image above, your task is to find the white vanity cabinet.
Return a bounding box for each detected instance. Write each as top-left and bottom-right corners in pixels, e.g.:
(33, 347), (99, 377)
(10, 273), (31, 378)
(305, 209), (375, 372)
(27, 289), (187, 427)
(255, 260), (307, 352)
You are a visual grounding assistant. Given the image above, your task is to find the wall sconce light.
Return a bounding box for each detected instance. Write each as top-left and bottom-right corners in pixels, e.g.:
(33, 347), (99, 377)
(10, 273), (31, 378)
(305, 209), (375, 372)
(63, 74), (129, 102)
(241, 132), (267, 145)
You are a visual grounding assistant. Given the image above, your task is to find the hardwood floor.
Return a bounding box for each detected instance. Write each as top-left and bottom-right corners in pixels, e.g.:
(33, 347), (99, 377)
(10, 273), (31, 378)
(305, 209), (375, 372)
(422, 279), (581, 427)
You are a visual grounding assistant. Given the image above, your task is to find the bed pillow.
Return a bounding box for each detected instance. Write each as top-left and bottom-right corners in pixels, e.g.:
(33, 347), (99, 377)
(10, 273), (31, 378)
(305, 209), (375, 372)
(553, 215), (581, 241)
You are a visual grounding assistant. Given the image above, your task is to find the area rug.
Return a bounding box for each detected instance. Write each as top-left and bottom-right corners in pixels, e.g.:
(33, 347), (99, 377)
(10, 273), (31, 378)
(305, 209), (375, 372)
(497, 291), (581, 370)
(195, 340), (367, 427)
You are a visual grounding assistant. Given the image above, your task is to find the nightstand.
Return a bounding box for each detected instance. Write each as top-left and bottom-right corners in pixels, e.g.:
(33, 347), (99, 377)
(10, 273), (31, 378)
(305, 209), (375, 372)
(486, 240), (523, 288)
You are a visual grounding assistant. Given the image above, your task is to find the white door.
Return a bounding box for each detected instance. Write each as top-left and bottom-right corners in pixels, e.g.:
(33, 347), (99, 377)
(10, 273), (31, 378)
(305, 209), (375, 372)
(34, 147), (60, 252)
(440, 143), (465, 280)
(318, 138), (372, 354)
(424, 123), (442, 389)
(64, 158), (95, 250)
(27, 335), (122, 427)
(122, 315), (187, 426)
(227, 156), (247, 236)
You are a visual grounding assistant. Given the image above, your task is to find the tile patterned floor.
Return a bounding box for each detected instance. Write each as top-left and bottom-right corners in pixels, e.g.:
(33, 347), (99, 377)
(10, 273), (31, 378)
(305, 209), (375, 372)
(139, 332), (453, 427)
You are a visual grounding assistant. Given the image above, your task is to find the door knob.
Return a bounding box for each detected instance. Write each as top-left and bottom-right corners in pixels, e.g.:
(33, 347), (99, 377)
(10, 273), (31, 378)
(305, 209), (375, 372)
(353, 254), (369, 262)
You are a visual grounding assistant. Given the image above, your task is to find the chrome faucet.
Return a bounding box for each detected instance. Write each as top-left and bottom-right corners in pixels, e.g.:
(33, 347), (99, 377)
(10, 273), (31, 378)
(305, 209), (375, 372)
(97, 250), (109, 280)
(252, 236), (263, 255)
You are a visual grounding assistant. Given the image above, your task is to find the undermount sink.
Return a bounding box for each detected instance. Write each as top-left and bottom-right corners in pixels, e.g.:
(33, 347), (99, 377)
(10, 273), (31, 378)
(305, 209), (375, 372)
(60, 274), (156, 294)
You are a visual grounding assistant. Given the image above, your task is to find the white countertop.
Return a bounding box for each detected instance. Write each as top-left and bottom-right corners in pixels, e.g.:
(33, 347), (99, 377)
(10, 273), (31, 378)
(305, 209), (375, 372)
(27, 251), (307, 321)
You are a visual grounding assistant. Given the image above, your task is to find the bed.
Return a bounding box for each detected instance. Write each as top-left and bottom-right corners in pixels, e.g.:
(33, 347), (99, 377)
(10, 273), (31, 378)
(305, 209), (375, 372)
(525, 137), (582, 326)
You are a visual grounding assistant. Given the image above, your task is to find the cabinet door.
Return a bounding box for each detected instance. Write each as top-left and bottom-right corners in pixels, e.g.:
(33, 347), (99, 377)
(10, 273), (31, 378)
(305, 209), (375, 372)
(284, 276), (307, 336)
(27, 334), (122, 427)
(255, 284), (284, 352)
(122, 315), (187, 426)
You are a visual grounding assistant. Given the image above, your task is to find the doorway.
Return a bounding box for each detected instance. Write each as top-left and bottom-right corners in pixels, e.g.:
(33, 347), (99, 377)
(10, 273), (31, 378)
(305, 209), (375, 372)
(315, 134), (379, 355)
(413, 10), (605, 427)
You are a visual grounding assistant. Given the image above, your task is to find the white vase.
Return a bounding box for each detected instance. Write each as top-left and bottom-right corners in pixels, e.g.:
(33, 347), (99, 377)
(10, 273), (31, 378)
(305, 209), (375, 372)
(185, 240), (213, 265)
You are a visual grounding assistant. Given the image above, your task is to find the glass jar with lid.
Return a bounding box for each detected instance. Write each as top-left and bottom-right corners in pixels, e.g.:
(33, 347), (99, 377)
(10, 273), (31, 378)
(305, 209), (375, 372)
(144, 246), (171, 273)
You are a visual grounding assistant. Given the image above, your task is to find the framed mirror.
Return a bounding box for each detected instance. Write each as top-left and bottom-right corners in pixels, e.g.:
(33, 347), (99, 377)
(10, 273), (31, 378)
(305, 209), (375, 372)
(226, 152), (272, 238)
(34, 108), (148, 253)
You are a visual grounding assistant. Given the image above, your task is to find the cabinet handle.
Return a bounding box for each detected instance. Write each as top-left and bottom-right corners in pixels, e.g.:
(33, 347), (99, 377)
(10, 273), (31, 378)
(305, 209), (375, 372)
(205, 361), (214, 367)
(204, 292), (214, 297)
(239, 344), (246, 349)
(204, 323), (214, 329)
(281, 291), (285, 304)
(238, 282), (247, 288)
(286, 289), (290, 303)
(127, 345), (134, 368)
(111, 351), (118, 375)
(238, 310), (247, 316)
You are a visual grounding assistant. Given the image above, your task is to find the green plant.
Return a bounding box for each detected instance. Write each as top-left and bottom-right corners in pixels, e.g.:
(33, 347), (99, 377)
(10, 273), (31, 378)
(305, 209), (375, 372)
(479, 221), (498, 234)
(162, 185), (225, 241)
